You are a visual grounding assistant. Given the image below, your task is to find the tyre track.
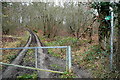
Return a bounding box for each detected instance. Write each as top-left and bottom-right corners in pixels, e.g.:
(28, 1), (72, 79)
(0, 30), (32, 79)
(32, 30), (92, 78)
(28, 29), (66, 78)
(1, 29), (92, 79)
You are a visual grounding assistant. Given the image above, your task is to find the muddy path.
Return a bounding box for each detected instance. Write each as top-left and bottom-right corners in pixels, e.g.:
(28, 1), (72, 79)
(0, 29), (34, 79)
(31, 30), (92, 78)
(1, 29), (92, 79)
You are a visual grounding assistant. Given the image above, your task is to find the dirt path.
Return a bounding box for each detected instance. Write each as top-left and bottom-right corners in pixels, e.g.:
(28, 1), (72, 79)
(0, 32), (32, 79)
(1, 29), (92, 79)
(33, 31), (92, 78)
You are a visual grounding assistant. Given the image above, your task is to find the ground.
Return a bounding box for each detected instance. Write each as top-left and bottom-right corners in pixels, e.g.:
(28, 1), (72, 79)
(1, 30), (119, 78)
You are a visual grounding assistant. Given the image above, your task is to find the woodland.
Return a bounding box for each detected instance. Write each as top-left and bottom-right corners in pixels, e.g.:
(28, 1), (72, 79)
(1, 1), (120, 78)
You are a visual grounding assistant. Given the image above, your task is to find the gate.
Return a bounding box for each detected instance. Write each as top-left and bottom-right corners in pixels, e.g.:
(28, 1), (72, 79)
(0, 46), (72, 74)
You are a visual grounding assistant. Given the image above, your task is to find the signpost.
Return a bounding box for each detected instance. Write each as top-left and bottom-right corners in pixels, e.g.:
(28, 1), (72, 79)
(105, 16), (111, 21)
(110, 1), (114, 71)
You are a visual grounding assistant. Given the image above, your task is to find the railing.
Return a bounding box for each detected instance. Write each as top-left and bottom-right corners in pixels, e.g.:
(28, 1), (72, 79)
(0, 46), (72, 74)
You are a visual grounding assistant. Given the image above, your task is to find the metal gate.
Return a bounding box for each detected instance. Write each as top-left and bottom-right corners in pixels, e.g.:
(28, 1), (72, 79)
(0, 46), (72, 74)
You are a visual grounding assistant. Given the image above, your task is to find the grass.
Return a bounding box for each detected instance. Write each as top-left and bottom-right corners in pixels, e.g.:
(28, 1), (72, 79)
(43, 36), (78, 46)
(73, 44), (119, 78)
(60, 71), (77, 78)
(42, 36), (90, 59)
(1, 31), (29, 70)
(50, 64), (63, 70)
(38, 35), (119, 78)
(7, 52), (17, 61)
(23, 49), (35, 63)
(48, 49), (61, 57)
(17, 72), (38, 79)
(1, 31), (119, 78)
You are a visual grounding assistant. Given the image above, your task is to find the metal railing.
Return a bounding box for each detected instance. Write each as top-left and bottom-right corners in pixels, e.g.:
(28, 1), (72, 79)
(0, 46), (72, 74)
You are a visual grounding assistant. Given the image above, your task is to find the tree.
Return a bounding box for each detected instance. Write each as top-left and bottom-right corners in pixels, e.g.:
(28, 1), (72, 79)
(92, 1), (120, 74)
(116, 1), (120, 73)
(2, 2), (25, 34)
(91, 2), (111, 50)
(64, 2), (94, 39)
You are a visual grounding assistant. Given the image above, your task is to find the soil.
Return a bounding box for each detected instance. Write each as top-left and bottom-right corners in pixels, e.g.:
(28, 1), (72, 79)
(1, 30), (92, 79)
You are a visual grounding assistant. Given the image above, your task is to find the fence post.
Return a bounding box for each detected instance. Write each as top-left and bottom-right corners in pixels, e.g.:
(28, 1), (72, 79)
(66, 46), (72, 72)
(68, 46), (72, 72)
(35, 48), (38, 68)
(66, 47), (68, 72)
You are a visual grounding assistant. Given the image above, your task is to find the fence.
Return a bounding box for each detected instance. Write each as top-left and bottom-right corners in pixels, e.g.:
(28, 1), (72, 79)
(0, 46), (72, 74)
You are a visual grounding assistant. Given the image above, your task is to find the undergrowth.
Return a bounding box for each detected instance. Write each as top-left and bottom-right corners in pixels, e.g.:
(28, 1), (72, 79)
(60, 71), (77, 78)
(17, 72), (38, 79)
(1, 31), (29, 70)
(39, 35), (119, 78)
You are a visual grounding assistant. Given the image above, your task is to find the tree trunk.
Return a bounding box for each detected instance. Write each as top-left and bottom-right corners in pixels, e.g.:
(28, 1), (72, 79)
(116, 26), (120, 72)
(116, 12), (120, 72)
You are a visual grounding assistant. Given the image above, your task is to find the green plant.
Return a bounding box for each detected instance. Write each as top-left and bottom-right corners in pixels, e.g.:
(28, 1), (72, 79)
(24, 49), (35, 62)
(83, 45), (109, 61)
(48, 49), (61, 57)
(50, 64), (63, 70)
(17, 73), (38, 79)
(45, 37), (78, 47)
(60, 71), (77, 78)
(7, 54), (16, 61)
(27, 49), (34, 53)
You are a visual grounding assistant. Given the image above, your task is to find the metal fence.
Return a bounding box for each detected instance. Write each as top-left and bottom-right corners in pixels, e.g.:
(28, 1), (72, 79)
(0, 46), (72, 74)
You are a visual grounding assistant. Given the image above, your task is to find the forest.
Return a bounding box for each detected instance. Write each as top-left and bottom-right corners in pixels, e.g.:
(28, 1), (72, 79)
(0, 1), (120, 78)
